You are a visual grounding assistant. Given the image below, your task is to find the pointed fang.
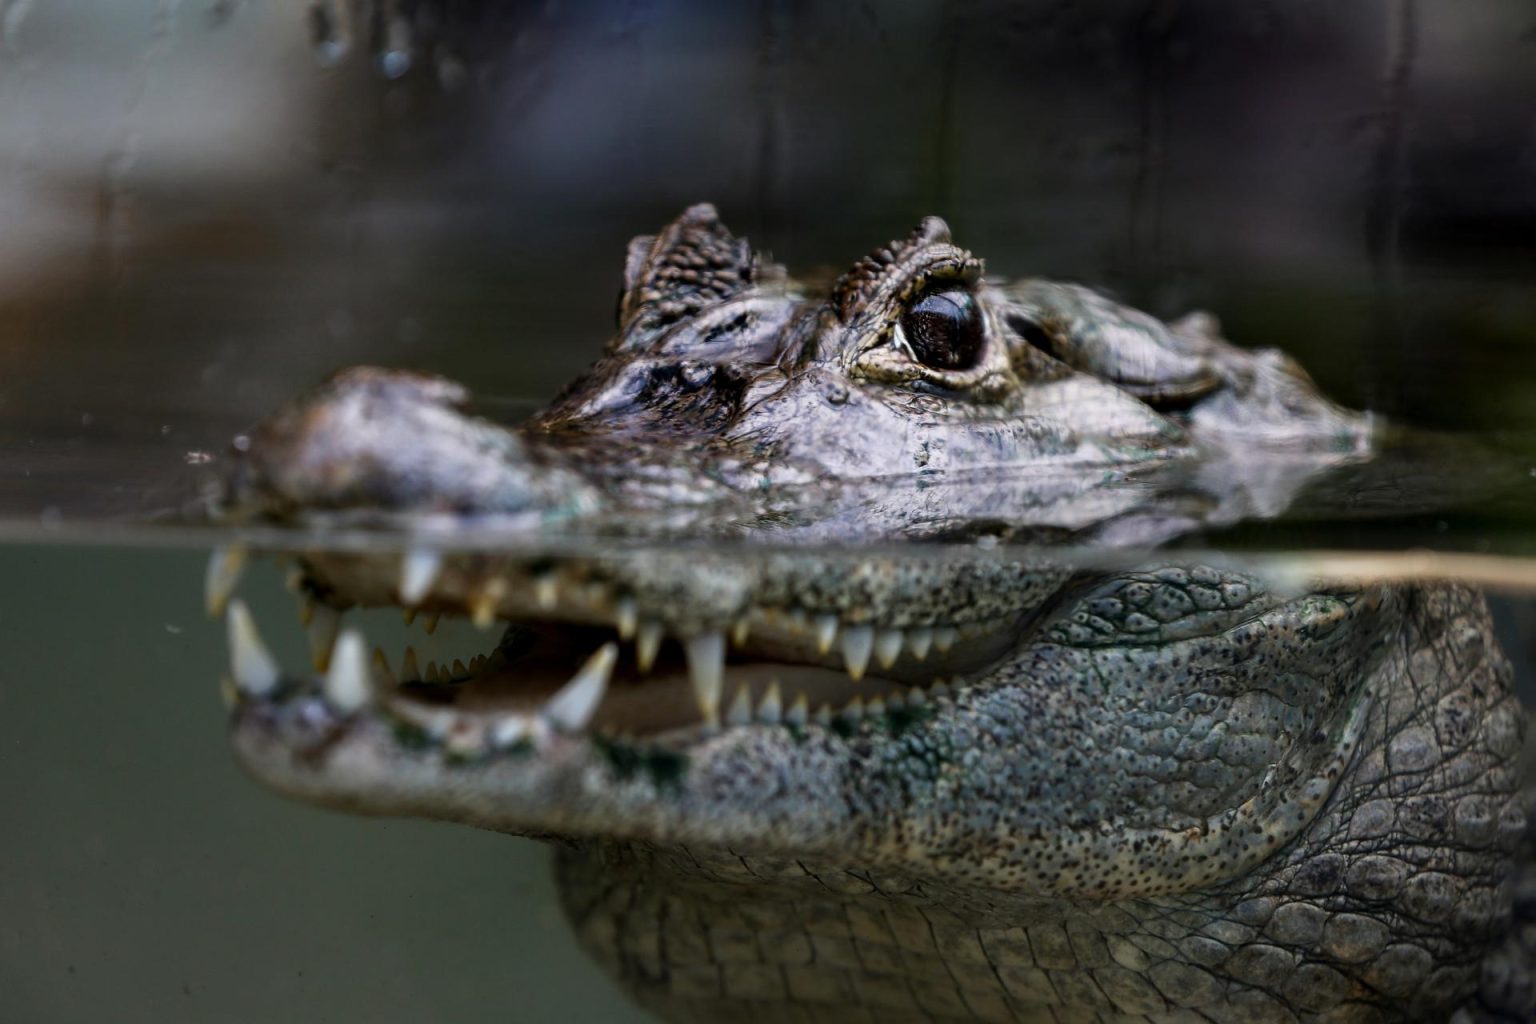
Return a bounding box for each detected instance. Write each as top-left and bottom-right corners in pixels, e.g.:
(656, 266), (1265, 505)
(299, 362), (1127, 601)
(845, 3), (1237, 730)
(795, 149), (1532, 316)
(398, 549), (442, 606)
(205, 545), (248, 618)
(840, 625), (873, 682)
(542, 643), (616, 733)
(758, 681), (782, 724)
(323, 630), (373, 714)
(685, 632), (726, 724)
(636, 621), (663, 674)
(725, 683), (753, 727)
(814, 614), (839, 655)
(874, 629), (903, 669)
(227, 599), (280, 697)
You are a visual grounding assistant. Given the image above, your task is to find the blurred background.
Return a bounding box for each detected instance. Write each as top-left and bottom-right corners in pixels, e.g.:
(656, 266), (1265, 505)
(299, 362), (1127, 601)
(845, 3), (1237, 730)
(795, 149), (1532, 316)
(2, 2), (1535, 1021)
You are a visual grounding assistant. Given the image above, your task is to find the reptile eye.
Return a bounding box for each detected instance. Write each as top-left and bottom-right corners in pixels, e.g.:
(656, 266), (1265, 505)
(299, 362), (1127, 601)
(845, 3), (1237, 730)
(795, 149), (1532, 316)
(898, 287), (984, 370)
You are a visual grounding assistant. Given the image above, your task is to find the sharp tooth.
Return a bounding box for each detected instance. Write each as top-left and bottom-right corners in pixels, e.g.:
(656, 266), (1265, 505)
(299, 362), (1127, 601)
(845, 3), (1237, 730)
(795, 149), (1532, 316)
(534, 572), (558, 611)
(398, 549), (442, 605)
(451, 658), (468, 679)
(757, 681), (782, 724)
(730, 617), (751, 647)
(470, 587), (500, 629)
(684, 632), (726, 724)
(840, 695), (865, 721)
(307, 604), (342, 673)
(205, 545), (248, 618)
(402, 608), (417, 626)
(874, 629), (903, 669)
(226, 600), (280, 697)
(444, 717), (486, 756)
(785, 692), (808, 726)
(907, 627), (933, 660)
(424, 660), (441, 684)
(636, 621), (663, 673)
(725, 683), (753, 727)
(813, 703), (833, 727)
(841, 625), (873, 681)
(930, 681), (951, 700)
(372, 647), (396, 686)
(323, 630), (372, 714)
(298, 597), (315, 628)
(400, 646), (421, 682)
(814, 614), (839, 654)
(490, 714), (534, 749)
(542, 643), (616, 733)
(615, 597), (638, 640)
(933, 626), (958, 653)
(906, 686), (926, 706)
(424, 612), (442, 635)
(283, 565), (305, 594)
(470, 653), (487, 672)
(866, 695), (886, 717)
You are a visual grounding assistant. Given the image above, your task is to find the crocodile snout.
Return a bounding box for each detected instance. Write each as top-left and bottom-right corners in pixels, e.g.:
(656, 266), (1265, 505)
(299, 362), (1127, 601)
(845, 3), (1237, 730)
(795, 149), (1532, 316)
(224, 366), (600, 525)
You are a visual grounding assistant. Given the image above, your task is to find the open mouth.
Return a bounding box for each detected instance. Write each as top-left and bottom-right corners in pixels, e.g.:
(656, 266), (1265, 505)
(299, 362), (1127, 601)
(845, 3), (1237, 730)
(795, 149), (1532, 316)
(209, 544), (1020, 756)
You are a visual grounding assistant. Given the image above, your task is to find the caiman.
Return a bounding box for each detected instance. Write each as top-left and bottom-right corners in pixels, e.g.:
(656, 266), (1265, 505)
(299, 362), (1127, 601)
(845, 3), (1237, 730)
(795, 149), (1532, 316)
(207, 206), (1532, 1022)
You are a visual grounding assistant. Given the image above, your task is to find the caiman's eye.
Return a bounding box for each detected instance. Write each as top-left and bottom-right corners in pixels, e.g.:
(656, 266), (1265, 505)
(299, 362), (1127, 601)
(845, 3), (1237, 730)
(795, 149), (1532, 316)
(897, 286), (984, 371)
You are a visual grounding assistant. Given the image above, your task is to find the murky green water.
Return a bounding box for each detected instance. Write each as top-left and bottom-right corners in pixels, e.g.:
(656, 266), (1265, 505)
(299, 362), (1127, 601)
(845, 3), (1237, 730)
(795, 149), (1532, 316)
(5, 2), (1536, 1022)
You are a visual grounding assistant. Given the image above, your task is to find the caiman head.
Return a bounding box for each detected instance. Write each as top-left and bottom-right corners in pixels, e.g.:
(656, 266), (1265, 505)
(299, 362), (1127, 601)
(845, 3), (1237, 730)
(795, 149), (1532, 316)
(211, 204), (1390, 896)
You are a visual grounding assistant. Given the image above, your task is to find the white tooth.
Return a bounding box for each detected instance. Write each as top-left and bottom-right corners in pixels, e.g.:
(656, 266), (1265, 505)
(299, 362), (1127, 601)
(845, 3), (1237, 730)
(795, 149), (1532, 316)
(398, 549), (442, 605)
(725, 683), (753, 727)
(470, 584), (501, 629)
(542, 642), (617, 733)
(401, 646), (421, 682)
(636, 621), (663, 673)
(813, 703), (833, 727)
(307, 604), (342, 673)
(866, 696), (886, 717)
(840, 695), (865, 721)
(730, 617), (751, 647)
(323, 630), (373, 713)
(757, 681), (782, 724)
(684, 632), (726, 724)
(785, 692), (808, 726)
(226, 600), (280, 697)
(372, 648), (396, 686)
(490, 714), (534, 748)
(907, 627), (933, 660)
(444, 717), (486, 756)
(814, 614), (839, 654)
(615, 597), (638, 640)
(874, 629), (903, 669)
(424, 612), (442, 635)
(535, 572), (558, 611)
(841, 625), (873, 682)
(205, 545), (248, 618)
(906, 686), (926, 706)
(934, 626), (959, 653)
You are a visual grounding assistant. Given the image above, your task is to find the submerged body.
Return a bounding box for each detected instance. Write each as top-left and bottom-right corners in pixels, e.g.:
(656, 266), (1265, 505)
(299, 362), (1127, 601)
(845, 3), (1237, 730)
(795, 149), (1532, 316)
(212, 207), (1531, 1021)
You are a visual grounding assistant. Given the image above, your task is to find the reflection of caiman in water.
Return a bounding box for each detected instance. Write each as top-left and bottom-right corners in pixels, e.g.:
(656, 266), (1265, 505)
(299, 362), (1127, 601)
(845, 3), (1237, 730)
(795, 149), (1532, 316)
(209, 206), (1531, 1021)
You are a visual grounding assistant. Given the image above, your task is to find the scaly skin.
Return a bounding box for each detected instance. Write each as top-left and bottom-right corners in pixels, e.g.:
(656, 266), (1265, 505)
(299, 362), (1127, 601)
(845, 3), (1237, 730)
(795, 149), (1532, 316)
(213, 207), (1530, 1022)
